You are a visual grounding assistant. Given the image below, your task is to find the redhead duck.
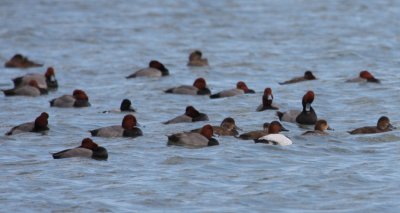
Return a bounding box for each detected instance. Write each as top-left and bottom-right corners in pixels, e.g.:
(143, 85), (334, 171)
(302, 119), (333, 136)
(191, 117), (240, 136)
(346, 70), (380, 83)
(5, 112), (49, 135)
(167, 124), (219, 148)
(276, 91), (317, 125)
(187, 50), (209, 66)
(279, 71), (316, 85)
(126, 60), (169, 78)
(13, 67), (58, 90)
(348, 116), (395, 134)
(4, 54), (43, 68)
(254, 121), (292, 146)
(237, 122), (289, 140)
(2, 80), (47, 96)
(163, 106), (209, 124)
(210, 81), (255, 99)
(256, 87), (279, 111)
(103, 99), (136, 113)
(164, 77), (211, 95)
(52, 138), (108, 160)
(90, 114), (143, 138)
(50, 89), (90, 108)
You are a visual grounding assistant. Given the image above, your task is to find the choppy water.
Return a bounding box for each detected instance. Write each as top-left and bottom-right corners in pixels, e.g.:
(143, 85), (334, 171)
(1, 0), (400, 212)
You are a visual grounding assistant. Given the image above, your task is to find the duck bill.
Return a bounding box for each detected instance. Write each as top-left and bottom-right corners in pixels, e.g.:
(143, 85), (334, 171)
(280, 126), (289, 132)
(389, 123), (396, 130)
(327, 126), (334, 131)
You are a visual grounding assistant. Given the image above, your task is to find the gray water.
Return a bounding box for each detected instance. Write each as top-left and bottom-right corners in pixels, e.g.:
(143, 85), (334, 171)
(1, 0), (400, 212)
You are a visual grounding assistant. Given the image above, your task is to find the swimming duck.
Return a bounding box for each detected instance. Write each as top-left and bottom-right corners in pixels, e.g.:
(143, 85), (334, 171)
(348, 116), (395, 134)
(2, 80), (47, 96)
(276, 90), (317, 125)
(210, 81), (255, 99)
(254, 121), (292, 146)
(5, 112), (49, 135)
(187, 50), (209, 66)
(13, 67), (58, 90)
(346, 70), (380, 83)
(90, 114), (143, 138)
(191, 117), (240, 136)
(163, 106), (209, 124)
(164, 77), (211, 95)
(126, 60), (169, 78)
(4, 54), (43, 68)
(256, 87), (279, 111)
(52, 138), (108, 160)
(50, 89), (90, 108)
(279, 71), (316, 85)
(302, 119), (333, 135)
(237, 122), (289, 140)
(167, 124), (219, 148)
(103, 99), (136, 113)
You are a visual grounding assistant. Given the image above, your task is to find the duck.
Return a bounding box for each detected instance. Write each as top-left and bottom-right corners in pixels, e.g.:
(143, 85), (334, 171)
(102, 99), (136, 113)
(254, 121), (292, 146)
(302, 119), (333, 135)
(2, 80), (47, 96)
(12, 67), (58, 90)
(276, 90), (317, 125)
(346, 70), (380, 83)
(210, 81), (255, 99)
(4, 54), (43, 68)
(164, 77), (211, 95)
(50, 89), (90, 108)
(90, 114), (143, 138)
(52, 138), (108, 160)
(167, 124), (219, 148)
(190, 117), (240, 136)
(279, 71), (316, 85)
(187, 50), (209, 66)
(163, 106), (209, 124)
(348, 116), (395, 134)
(237, 122), (289, 140)
(5, 112), (49, 135)
(126, 60), (169, 78)
(256, 87), (279, 111)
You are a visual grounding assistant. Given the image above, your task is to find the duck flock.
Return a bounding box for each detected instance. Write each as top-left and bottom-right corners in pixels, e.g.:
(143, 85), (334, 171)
(2, 52), (395, 160)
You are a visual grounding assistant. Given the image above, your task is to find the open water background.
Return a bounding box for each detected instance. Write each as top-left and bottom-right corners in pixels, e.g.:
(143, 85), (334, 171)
(1, 0), (400, 212)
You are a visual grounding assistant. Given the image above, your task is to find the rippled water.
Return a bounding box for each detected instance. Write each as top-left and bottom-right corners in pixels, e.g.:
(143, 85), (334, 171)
(1, 0), (400, 212)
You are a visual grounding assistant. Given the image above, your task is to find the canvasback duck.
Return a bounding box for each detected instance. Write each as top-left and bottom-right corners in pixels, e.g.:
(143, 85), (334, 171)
(164, 77), (211, 95)
(2, 80), (47, 96)
(126, 60), (169, 78)
(276, 90), (317, 125)
(13, 67), (58, 90)
(348, 116), (395, 134)
(187, 50), (209, 66)
(52, 138), (108, 160)
(103, 99), (136, 113)
(237, 122), (289, 140)
(302, 119), (333, 136)
(256, 87), (279, 111)
(163, 106), (209, 124)
(191, 117), (240, 136)
(346, 70), (380, 83)
(5, 112), (49, 135)
(279, 71), (316, 85)
(50, 89), (90, 108)
(4, 54), (43, 68)
(90, 114), (143, 138)
(210, 81), (255, 99)
(167, 124), (219, 148)
(254, 121), (292, 146)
